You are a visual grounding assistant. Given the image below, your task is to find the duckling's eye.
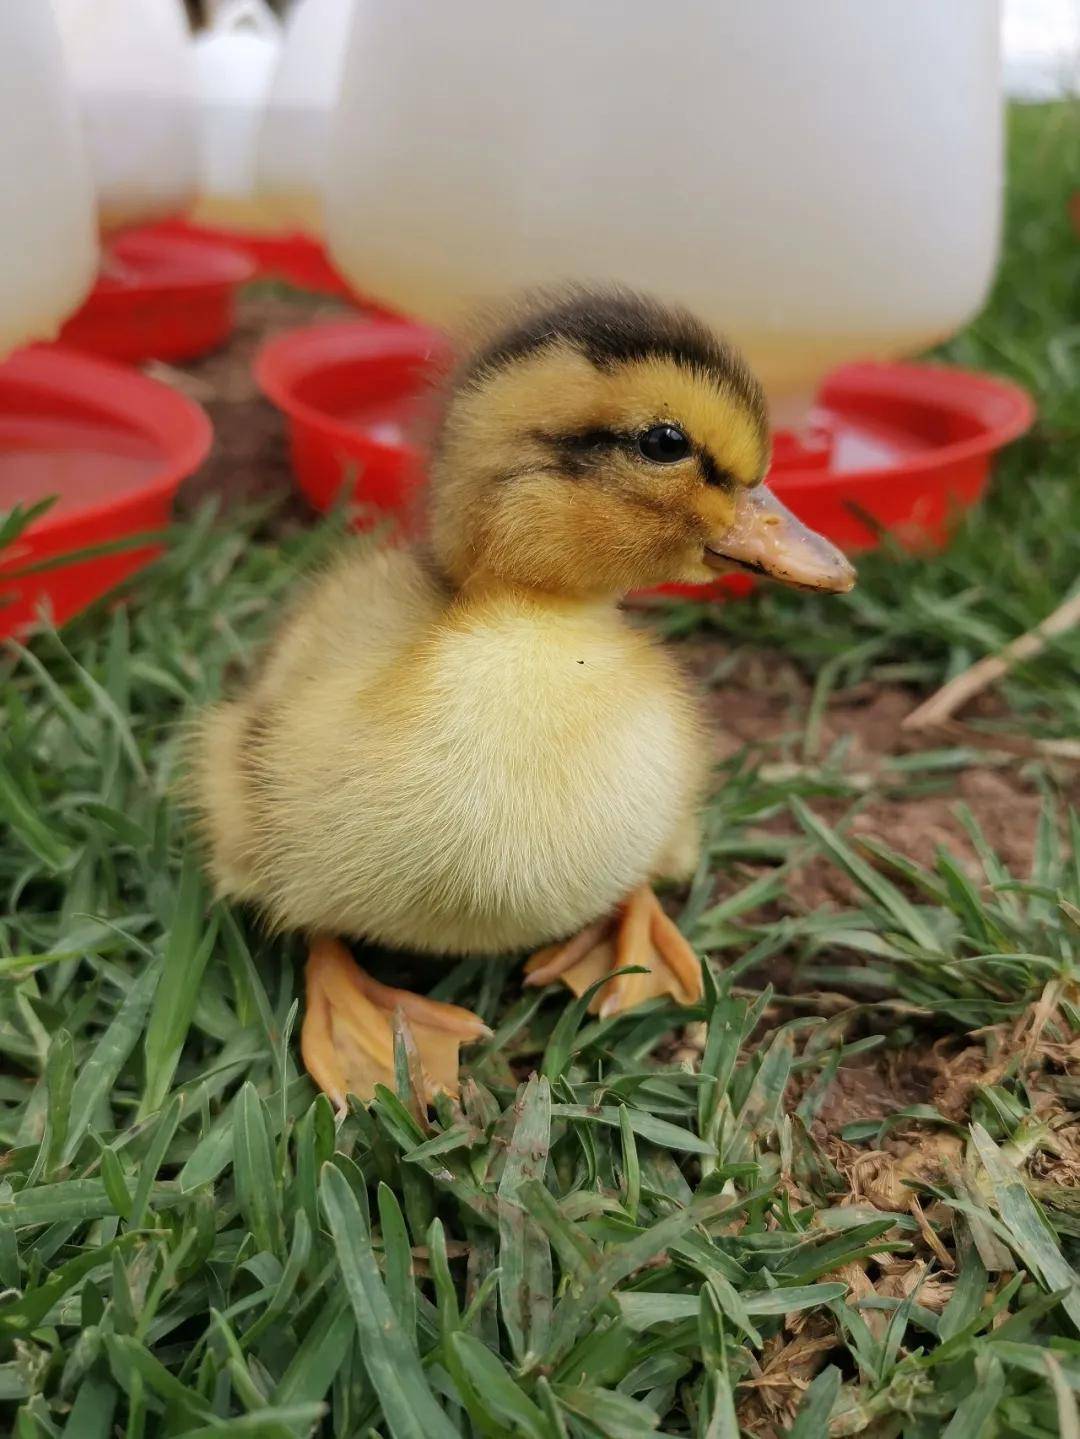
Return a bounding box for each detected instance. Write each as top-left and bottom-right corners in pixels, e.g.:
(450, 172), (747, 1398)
(638, 424), (691, 464)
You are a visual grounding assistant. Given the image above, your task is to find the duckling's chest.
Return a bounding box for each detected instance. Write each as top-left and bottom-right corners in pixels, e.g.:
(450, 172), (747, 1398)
(428, 606), (700, 778)
(385, 608), (704, 936)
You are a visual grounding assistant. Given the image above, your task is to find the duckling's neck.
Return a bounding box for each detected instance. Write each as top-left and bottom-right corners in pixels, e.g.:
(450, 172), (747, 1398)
(453, 571), (620, 621)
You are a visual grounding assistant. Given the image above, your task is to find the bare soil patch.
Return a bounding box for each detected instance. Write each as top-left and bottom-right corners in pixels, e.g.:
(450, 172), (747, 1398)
(680, 641), (1073, 886)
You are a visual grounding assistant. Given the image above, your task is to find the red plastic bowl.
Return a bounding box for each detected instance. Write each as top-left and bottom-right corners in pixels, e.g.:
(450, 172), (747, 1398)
(58, 231), (255, 364)
(810, 362), (1034, 542)
(0, 346), (212, 637)
(148, 218), (355, 298)
(256, 320), (1035, 594)
(256, 319), (450, 522)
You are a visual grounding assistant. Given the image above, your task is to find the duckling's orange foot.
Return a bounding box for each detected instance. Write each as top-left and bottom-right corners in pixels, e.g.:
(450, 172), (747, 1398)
(523, 885), (703, 1018)
(301, 937), (492, 1109)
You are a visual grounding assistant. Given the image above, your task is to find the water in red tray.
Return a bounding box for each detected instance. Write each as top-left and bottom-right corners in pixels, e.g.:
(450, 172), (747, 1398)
(0, 415), (159, 519)
(344, 393), (431, 450)
(823, 412), (927, 473)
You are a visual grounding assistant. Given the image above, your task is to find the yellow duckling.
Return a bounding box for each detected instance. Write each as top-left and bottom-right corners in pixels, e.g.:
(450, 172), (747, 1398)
(191, 287), (854, 1106)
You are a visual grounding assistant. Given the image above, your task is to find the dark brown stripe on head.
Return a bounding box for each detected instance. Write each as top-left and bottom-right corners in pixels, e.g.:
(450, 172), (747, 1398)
(463, 286), (767, 438)
(698, 451), (736, 490)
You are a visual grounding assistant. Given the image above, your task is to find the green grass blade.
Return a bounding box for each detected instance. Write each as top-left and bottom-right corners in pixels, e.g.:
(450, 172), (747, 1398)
(232, 1082), (284, 1257)
(941, 1349), (1005, 1438)
(171, 1406), (326, 1438)
(377, 1184), (417, 1345)
(129, 1095), (183, 1229)
(105, 1335), (213, 1424)
(550, 1103), (716, 1156)
(446, 1331), (549, 1438)
(43, 1029), (74, 1178)
(972, 1124), (1080, 1329)
(0, 1232), (146, 1334)
(792, 796), (941, 952)
(1046, 1352), (1080, 1439)
(498, 1075), (553, 1365)
(546, 1185), (767, 1362)
(139, 854), (215, 1119)
(61, 962), (160, 1166)
(618, 1282), (847, 1330)
(271, 1292), (353, 1409)
(60, 1376), (118, 1439)
(789, 1366), (841, 1438)
(554, 1383), (660, 1437)
(0, 752), (70, 870)
(698, 1367), (739, 1439)
(320, 1164), (458, 1439)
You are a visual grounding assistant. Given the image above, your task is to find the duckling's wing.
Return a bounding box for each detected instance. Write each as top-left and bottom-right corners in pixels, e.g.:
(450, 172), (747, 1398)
(188, 543), (444, 903)
(249, 543), (445, 704)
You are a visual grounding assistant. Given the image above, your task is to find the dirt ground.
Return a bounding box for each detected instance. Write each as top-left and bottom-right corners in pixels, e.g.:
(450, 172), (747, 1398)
(685, 644), (1077, 910)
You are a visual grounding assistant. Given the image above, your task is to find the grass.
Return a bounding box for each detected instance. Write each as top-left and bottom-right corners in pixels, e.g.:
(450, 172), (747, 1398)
(1, 103), (1079, 1438)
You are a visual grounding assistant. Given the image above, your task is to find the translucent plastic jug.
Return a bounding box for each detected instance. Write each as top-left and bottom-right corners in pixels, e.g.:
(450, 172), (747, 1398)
(257, 0), (353, 233)
(52, 0), (198, 234)
(327, 0), (1002, 422)
(0, 2), (98, 357)
(193, 0), (283, 228)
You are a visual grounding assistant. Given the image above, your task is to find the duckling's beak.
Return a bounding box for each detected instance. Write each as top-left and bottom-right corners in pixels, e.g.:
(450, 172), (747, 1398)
(704, 486), (856, 593)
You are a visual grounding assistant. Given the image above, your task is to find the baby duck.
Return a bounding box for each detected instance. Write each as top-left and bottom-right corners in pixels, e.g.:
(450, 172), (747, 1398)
(191, 287), (854, 1106)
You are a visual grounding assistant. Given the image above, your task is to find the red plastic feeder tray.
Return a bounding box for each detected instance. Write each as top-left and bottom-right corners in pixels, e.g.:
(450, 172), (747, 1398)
(256, 318), (1035, 595)
(0, 346), (212, 637)
(58, 230), (255, 364)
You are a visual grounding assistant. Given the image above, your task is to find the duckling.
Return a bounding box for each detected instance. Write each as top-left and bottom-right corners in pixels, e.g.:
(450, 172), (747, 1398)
(191, 287), (854, 1106)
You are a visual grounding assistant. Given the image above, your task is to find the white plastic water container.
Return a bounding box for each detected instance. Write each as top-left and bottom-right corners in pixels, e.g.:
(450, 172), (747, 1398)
(257, 0), (353, 234)
(0, 2), (98, 358)
(1002, 0), (1080, 98)
(193, 0), (283, 229)
(327, 0), (1003, 423)
(52, 0), (199, 234)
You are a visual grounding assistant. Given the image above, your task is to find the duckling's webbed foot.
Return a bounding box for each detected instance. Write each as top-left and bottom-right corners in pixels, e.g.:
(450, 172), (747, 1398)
(523, 886), (703, 1017)
(302, 937), (492, 1108)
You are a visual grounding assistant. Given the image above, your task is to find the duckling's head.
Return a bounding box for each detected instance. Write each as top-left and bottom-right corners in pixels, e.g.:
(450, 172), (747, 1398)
(429, 287), (855, 598)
